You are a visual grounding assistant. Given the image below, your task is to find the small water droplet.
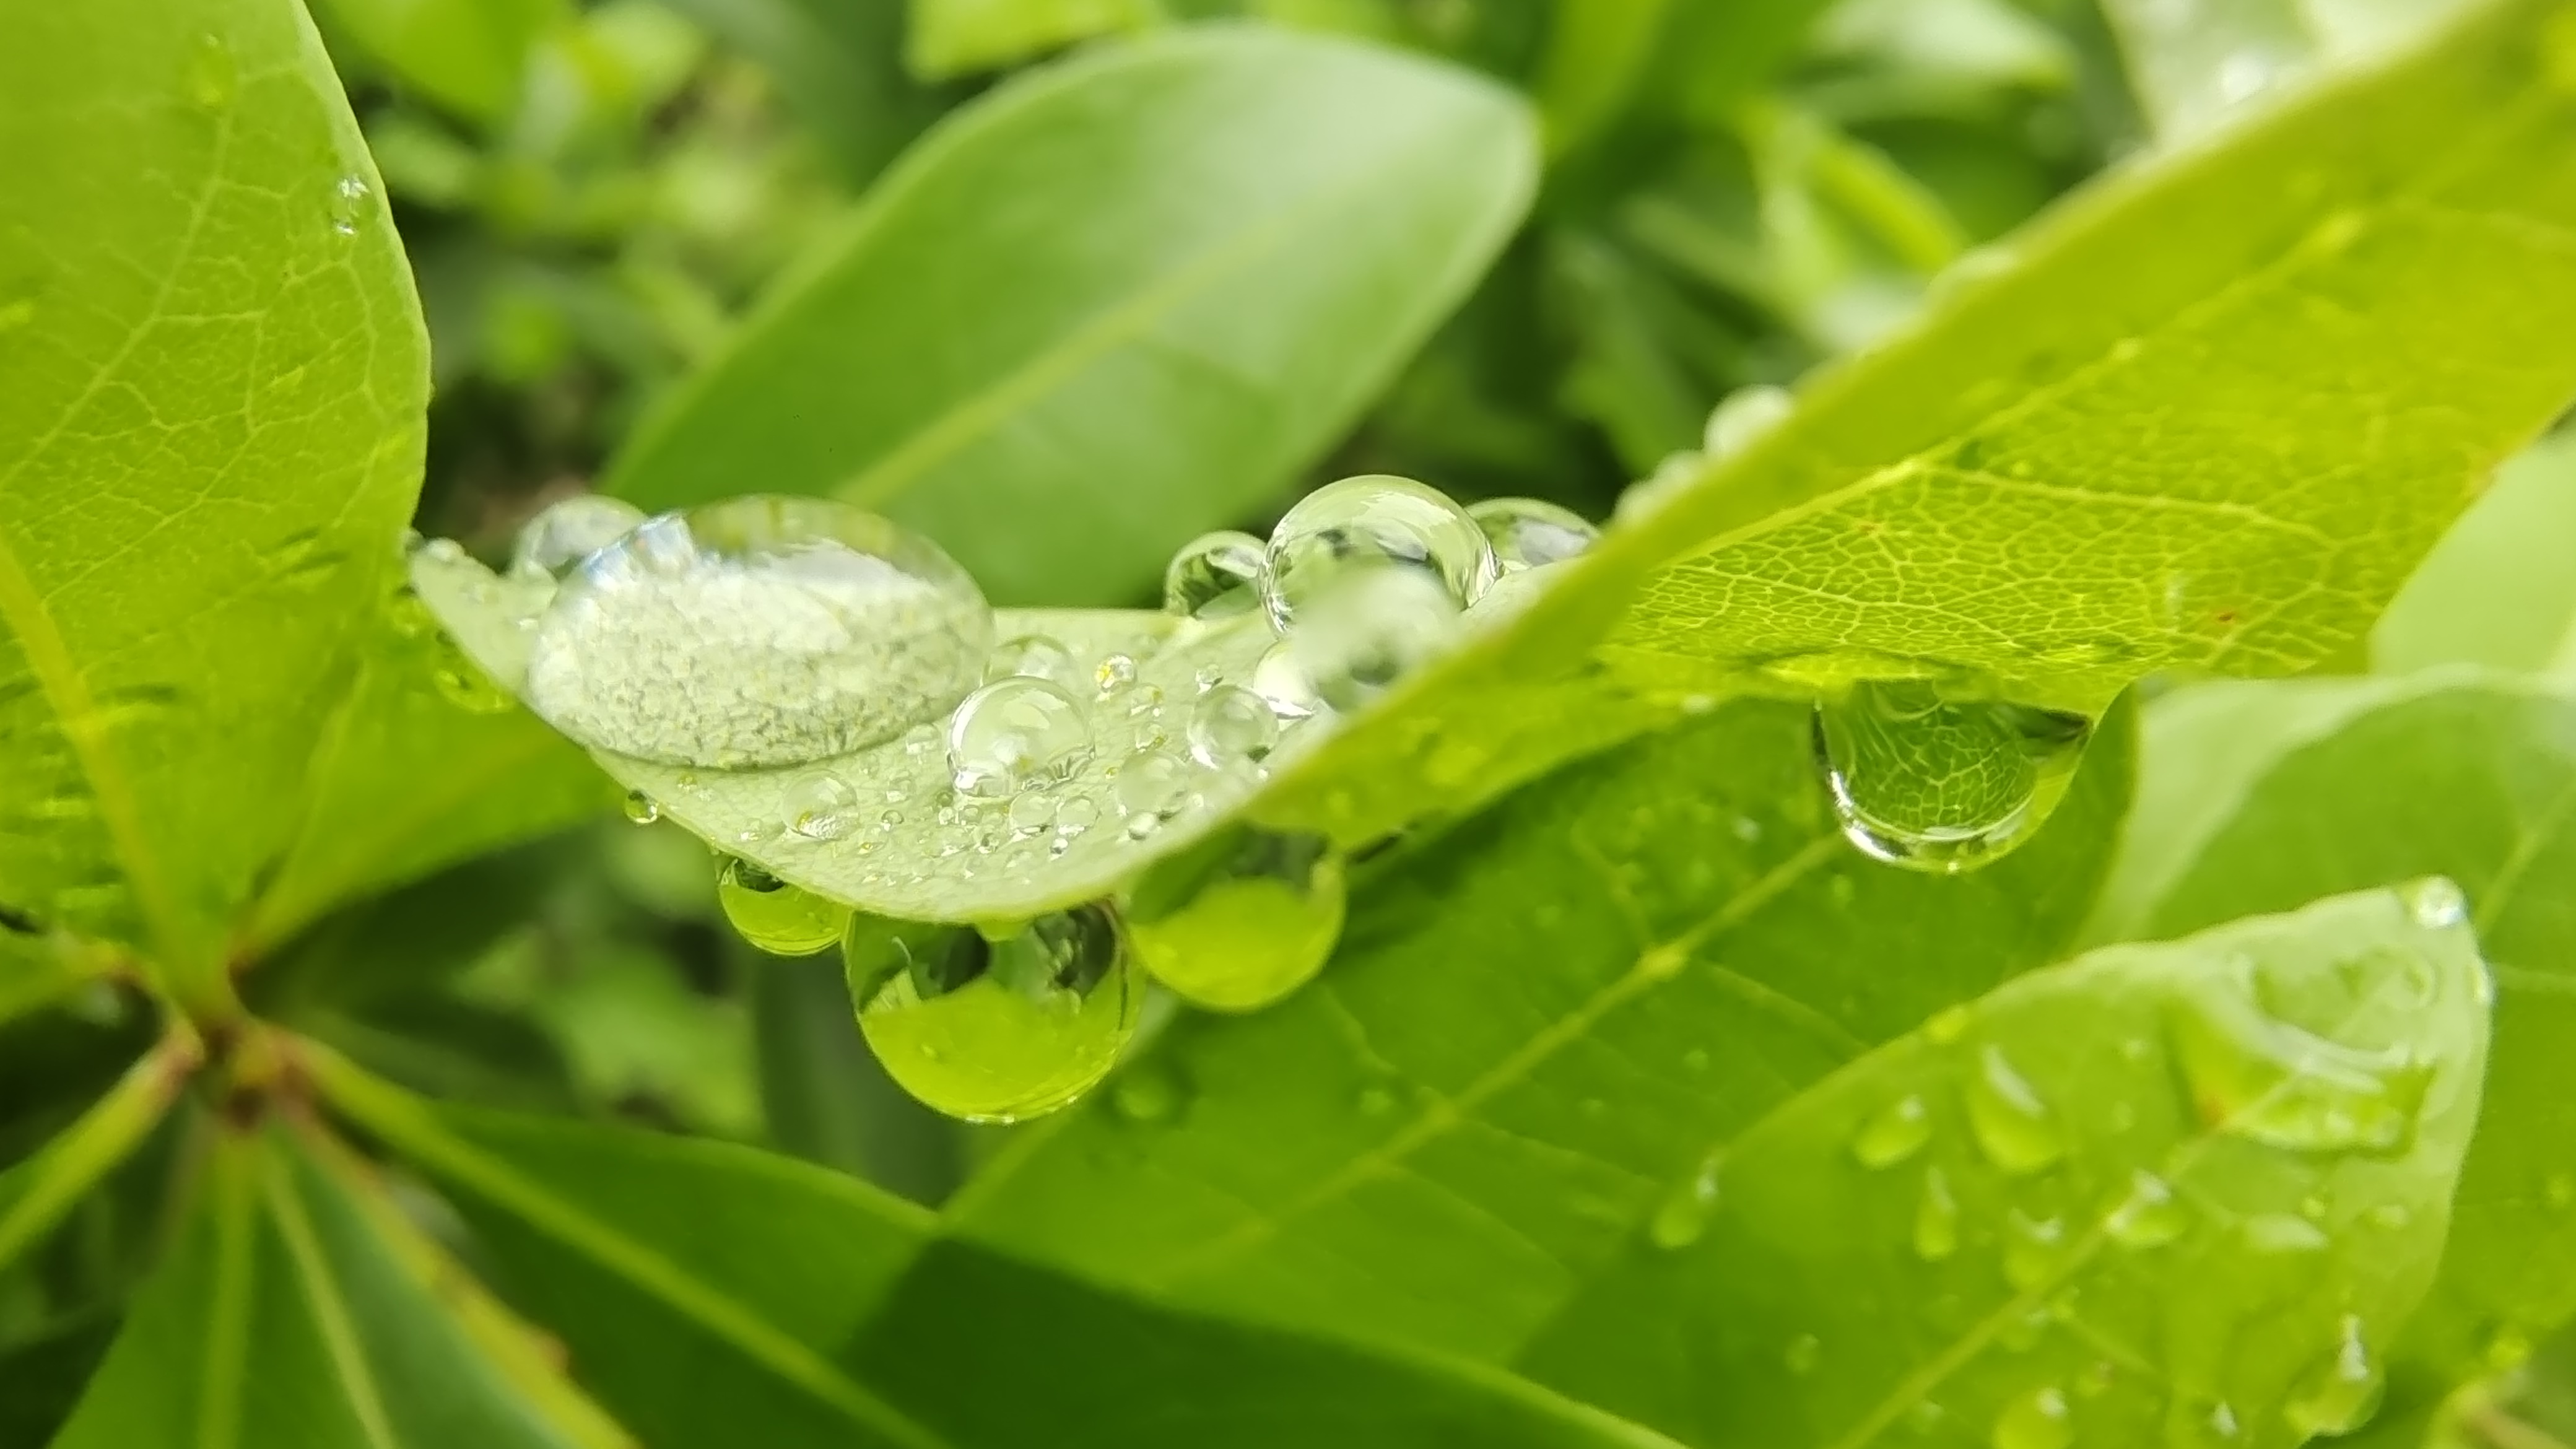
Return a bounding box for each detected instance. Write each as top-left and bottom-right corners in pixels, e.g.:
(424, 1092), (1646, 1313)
(1925, 1005), (1972, 1044)
(2406, 877), (2467, 929)
(2003, 1209), (2066, 1291)
(1467, 497), (1599, 573)
(621, 790), (661, 825)
(1111, 1062), (1183, 1123)
(1814, 682), (2092, 874)
(328, 173), (370, 237)
(1263, 474), (1496, 630)
(1094, 654), (1138, 694)
(1991, 1386), (2071, 1449)
(1163, 531), (1267, 618)
(2242, 1212), (2330, 1256)
(1914, 1165), (1960, 1261)
(786, 772), (858, 840)
(2486, 1323), (2535, 1371)
(1905, 1400), (1946, 1435)
(1650, 1158), (1721, 1250)
(1251, 640), (1325, 720)
(1853, 1094), (1931, 1168)
(716, 858), (847, 955)
(2105, 1170), (2188, 1250)
(1129, 830), (1344, 1011)
(1114, 749), (1192, 819)
(1187, 685), (1280, 768)
(2284, 1314), (2384, 1437)
(429, 636), (514, 715)
(1056, 796), (1100, 837)
(1783, 1333), (1822, 1374)
(1964, 1045), (2064, 1175)
(1704, 384), (1793, 459)
(1006, 788), (1058, 835)
(2364, 1203), (2411, 1230)
(183, 32), (236, 108)
(949, 677), (1094, 798)
(985, 633), (1079, 689)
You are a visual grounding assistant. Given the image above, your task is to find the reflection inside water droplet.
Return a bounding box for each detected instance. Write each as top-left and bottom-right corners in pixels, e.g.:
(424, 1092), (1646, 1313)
(1812, 681), (2092, 874)
(1262, 474), (1496, 632)
(1163, 531), (1267, 619)
(1467, 497), (1598, 573)
(947, 676), (1093, 798)
(1128, 829), (1345, 1012)
(717, 857), (848, 956)
(511, 495), (646, 583)
(1963, 1044), (2065, 1175)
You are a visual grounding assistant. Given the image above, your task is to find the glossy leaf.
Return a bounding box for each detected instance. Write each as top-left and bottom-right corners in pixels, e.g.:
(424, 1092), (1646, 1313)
(53, 1121), (621, 1448)
(0, 0), (425, 1009)
(607, 27), (1539, 606)
(307, 1051), (1689, 1449)
(2374, 433), (2576, 679)
(949, 697), (2133, 1359)
(1520, 886), (2491, 1449)
(2109, 677), (2576, 1442)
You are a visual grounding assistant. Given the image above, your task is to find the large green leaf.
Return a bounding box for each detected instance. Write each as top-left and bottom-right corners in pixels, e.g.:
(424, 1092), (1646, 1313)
(53, 1121), (621, 1449)
(2106, 678), (2576, 1443)
(947, 696), (2132, 1359)
(306, 1051), (1687, 1449)
(0, 0), (426, 1009)
(1518, 885), (2491, 1449)
(2373, 433), (2576, 679)
(606, 27), (1538, 606)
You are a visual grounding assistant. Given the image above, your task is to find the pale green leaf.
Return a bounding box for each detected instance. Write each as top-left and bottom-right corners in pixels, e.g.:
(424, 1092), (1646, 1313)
(2374, 434), (2576, 679)
(1518, 886), (2491, 1449)
(306, 1049), (1689, 1449)
(2108, 677), (2576, 1442)
(947, 697), (2133, 1360)
(0, 0), (426, 1004)
(905, 0), (1155, 78)
(311, 0), (564, 123)
(606, 27), (1539, 606)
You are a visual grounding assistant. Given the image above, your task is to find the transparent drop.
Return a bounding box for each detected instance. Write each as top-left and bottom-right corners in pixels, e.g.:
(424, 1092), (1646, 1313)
(510, 495), (646, 582)
(2169, 957), (2431, 1155)
(1188, 685), (1279, 768)
(2284, 1315), (2384, 1437)
(1991, 1386), (2072, 1449)
(985, 633), (1079, 689)
(1964, 1045), (2065, 1175)
(947, 677), (1092, 798)
(1163, 530), (1266, 619)
(523, 497), (993, 768)
(2407, 877), (2467, 930)
(1251, 640), (1325, 720)
(2003, 1209), (2067, 1292)
(2105, 1170), (2189, 1250)
(1650, 1159), (1721, 1250)
(1128, 829), (1344, 1012)
(1286, 567), (1463, 713)
(1813, 682), (2092, 874)
(845, 905), (1140, 1123)
(1704, 384), (1793, 459)
(1006, 789), (1057, 835)
(717, 858), (847, 956)
(184, 33), (236, 109)
(1094, 654), (1138, 694)
(1466, 497), (1599, 573)
(621, 790), (660, 825)
(328, 174), (369, 237)
(1262, 474), (1497, 632)
(1852, 1094), (1931, 1168)
(1110, 1061), (1183, 1123)
(785, 772), (858, 840)
(429, 635), (513, 715)
(1114, 750), (1192, 820)
(1914, 1165), (1960, 1261)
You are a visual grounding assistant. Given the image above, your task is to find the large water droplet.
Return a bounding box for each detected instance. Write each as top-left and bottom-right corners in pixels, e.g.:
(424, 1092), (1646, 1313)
(1262, 474), (1496, 632)
(1251, 640), (1325, 720)
(1852, 1094), (1931, 1168)
(1113, 749), (1193, 821)
(1286, 567), (1463, 712)
(718, 858), (848, 956)
(1964, 1045), (2065, 1175)
(2105, 1170), (2189, 1250)
(524, 497), (993, 768)
(1128, 829), (1344, 1012)
(1467, 497), (1598, 573)
(1914, 1165), (1960, 1261)
(845, 905), (1139, 1123)
(2169, 960), (2431, 1155)
(1187, 685), (1279, 768)
(510, 495), (646, 582)
(1163, 531), (1267, 619)
(1814, 682), (2092, 874)
(1991, 1386), (2072, 1449)
(2284, 1315), (2384, 1437)
(1704, 384), (1793, 459)
(947, 677), (1092, 798)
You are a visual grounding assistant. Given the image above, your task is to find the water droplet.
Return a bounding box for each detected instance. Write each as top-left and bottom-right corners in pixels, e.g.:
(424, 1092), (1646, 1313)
(1187, 685), (1279, 768)
(1650, 1159), (1721, 1250)
(1913, 1165), (1960, 1261)
(183, 33), (235, 108)
(1704, 384), (1793, 459)
(845, 905), (1140, 1123)
(1467, 497), (1598, 573)
(1094, 654), (1138, 694)
(716, 858), (847, 955)
(1964, 1045), (2064, 1175)
(2242, 1212), (2330, 1256)
(2407, 877), (2467, 929)
(947, 677), (1093, 798)
(1925, 1005), (1972, 1044)
(1114, 749), (1192, 820)
(511, 495), (646, 582)
(621, 790), (661, 825)
(2105, 1170), (2188, 1250)
(2284, 1314), (2384, 1437)
(524, 497), (993, 768)
(1263, 474), (1496, 631)
(1110, 1061), (1183, 1123)
(2364, 1203), (2411, 1230)
(1129, 830), (1345, 1012)
(785, 772), (858, 840)
(1163, 531), (1267, 619)
(1991, 1386), (2071, 1449)
(985, 633), (1079, 689)
(2169, 959), (2431, 1155)
(429, 636), (513, 715)
(1284, 567), (1463, 712)
(1006, 789), (1058, 835)
(1853, 1094), (1931, 1168)
(1251, 640), (1325, 720)
(2003, 1209), (2066, 1291)
(1056, 796), (1100, 837)
(1813, 682), (2092, 874)
(1784, 1333), (1822, 1374)
(328, 174), (370, 237)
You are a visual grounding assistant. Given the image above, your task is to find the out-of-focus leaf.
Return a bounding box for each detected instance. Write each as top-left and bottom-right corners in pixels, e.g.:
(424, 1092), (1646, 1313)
(905, 0), (1155, 79)
(53, 1121), (623, 1448)
(949, 697), (2133, 1360)
(2374, 433), (2576, 679)
(659, 0), (942, 183)
(0, 0), (427, 1012)
(2100, 0), (2463, 139)
(0, 1041), (192, 1283)
(1536, 0), (1839, 154)
(608, 27), (1538, 606)
(752, 951), (962, 1204)
(313, 0), (567, 124)
(2108, 679), (2576, 1445)
(1518, 886), (2490, 1449)
(308, 1055), (1692, 1448)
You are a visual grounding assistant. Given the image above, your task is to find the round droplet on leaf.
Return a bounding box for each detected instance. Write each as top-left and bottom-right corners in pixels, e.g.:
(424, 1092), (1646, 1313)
(1812, 681), (2092, 874)
(1113, 749), (1193, 820)
(1251, 640), (1324, 720)
(1286, 567), (1463, 713)
(1467, 497), (1598, 573)
(1127, 829), (1346, 1011)
(844, 905), (1141, 1123)
(947, 676), (1093, 798)
(523, 496), (993, 768)
(621, 790), (661, 825)
(985, 633), (1079, 689)
(1187, 685), (1279, 768)
(1163, 530), (1267, 618)
(717, 857), (848, 956)
(785, 772), (858, 840)
(1262, 474), (1496, 632)
(510, 495), (647, 581)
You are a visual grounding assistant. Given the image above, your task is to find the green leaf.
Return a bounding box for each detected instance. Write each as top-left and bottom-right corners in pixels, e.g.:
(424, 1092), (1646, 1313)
(905, 0), (1157, 79)
(2108, 677), (2576, 1438)
(0, 1038), (191, 1282)
(307, 1049), (1681, 1448)
(1534, 0), (1838, 154)
(2374, 434), (2576, 679)
(606, 27), (1539, 606)
(53, 1120), (620, 1449)
(656, 0), (942, 183)
(0, 0), (427, 1009)
(947, 696), (2133, 1360)
(1517, 884), (2491, 1449)
(2100, 0), (2458, 139)
(311, 0), (565, 124)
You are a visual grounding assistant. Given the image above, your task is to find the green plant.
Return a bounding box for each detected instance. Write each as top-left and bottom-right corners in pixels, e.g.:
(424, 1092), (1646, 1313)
(6, 0), (2576, 1445)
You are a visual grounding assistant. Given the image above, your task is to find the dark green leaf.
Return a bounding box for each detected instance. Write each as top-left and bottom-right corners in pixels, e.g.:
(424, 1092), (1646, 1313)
(657, 0), (942, 183)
